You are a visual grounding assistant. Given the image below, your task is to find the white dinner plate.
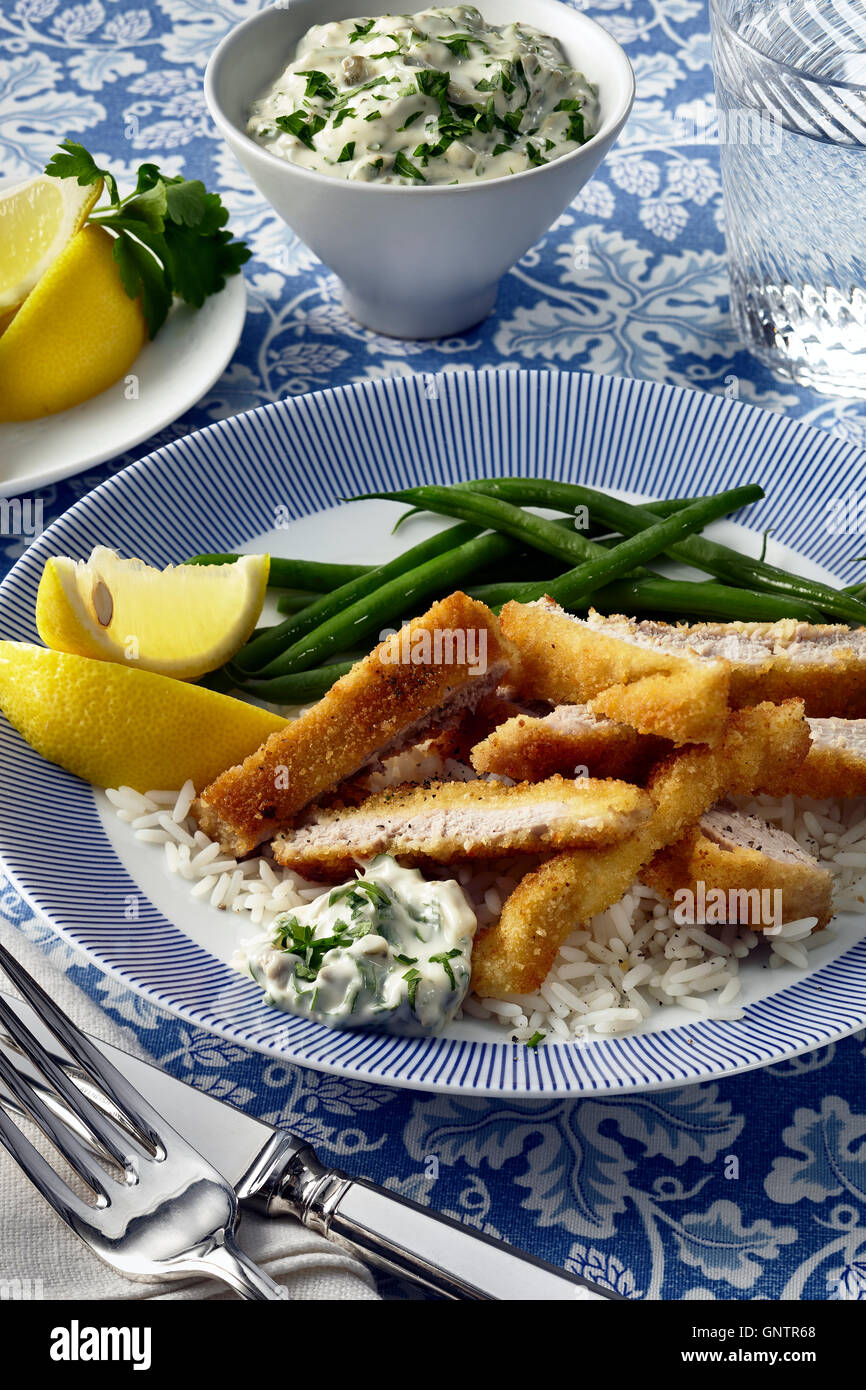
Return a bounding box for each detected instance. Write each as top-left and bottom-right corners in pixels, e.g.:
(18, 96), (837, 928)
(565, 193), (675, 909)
(0, 368), (864, 1095)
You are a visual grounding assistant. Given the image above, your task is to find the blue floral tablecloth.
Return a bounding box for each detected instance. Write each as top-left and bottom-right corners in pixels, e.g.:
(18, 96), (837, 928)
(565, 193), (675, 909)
(2, 0), (865, 1301)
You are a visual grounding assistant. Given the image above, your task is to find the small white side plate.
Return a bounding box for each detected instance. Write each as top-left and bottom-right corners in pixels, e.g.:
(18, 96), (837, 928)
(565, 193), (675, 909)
(0, 274), (246, 497)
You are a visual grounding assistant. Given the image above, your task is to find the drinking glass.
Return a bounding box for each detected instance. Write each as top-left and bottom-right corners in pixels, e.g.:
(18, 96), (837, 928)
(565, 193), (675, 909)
(709, 0), (866, 398)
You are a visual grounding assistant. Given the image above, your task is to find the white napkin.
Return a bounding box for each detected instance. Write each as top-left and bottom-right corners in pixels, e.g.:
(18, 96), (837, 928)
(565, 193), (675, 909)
(0, 918), (380, 1301)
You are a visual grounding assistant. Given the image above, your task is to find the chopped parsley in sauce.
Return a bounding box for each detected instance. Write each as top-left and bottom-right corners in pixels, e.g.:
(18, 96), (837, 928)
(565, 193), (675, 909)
(246, 5), (598, 186)
(235, 856), (477, 1033)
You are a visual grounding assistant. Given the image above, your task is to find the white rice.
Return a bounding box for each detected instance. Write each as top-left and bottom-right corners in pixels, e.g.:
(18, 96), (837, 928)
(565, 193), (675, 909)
(105, 766), (864, 1046)
(106, 784), (318, 933)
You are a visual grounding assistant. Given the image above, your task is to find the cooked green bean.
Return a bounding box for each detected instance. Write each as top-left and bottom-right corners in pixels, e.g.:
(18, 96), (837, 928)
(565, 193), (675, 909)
(235, 661), (355, 704)
(238, 508), (793, 699)
(469, 514), (649, 583)
(355, 485), (661, 580)
(261, 493), (718, 680)
(196, 666), (236, 694)
(576, 578), (826, 624)
(390, 493), (706, 534)
(276, 591), (326, 615)
(234, 521), (479, 673)
(250, 528), (518, 679)
(466, 577), (826, 622)
(449, 479), (866, 625)
(544, 489), (764, 609)
(352, 485), (764, 610)
(186, 552), (373, 590)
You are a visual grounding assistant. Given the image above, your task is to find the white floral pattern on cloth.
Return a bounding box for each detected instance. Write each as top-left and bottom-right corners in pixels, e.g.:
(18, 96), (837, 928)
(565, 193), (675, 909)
(2, 0), (866, 1301)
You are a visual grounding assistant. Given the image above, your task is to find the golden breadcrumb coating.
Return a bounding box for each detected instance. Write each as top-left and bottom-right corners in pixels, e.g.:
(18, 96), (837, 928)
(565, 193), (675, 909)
(760, 717), (866, 798)
(470, 700), (811, 996)
(470, 705), (666, 783)
(193, 592), (519, 856)
(500, 600), (731, 746)
(643, 811), (833, 932)
(424, 693), (531, 765)
(581, 612), (866, 718)
(272, 774), (652, 877)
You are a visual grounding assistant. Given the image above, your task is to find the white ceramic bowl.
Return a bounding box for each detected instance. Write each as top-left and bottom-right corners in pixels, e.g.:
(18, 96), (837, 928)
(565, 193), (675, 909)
(205, 2), (634, 338)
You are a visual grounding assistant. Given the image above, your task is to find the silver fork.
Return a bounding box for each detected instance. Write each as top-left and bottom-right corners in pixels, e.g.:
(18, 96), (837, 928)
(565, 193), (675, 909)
(0, 941), (288, 1300)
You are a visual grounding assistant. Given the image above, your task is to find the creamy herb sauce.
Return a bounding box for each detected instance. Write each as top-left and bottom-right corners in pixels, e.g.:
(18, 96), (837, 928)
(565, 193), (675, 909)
(246, 5), (598, 185)
(236, 856), (477, 1033)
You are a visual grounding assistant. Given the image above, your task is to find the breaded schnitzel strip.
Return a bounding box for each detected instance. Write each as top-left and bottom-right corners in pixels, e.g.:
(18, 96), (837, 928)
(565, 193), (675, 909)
(314, 694), (545, 811)
(272, 775), (652, 877)
(193, 592), (518, 856)
(500, 600), (730, 746)
(579, 612), (866, 717)
(643, 806), (833, 932)
(470, 703), (667, 782)
(424, 692), (543, 765)
(761, 717), (866, 798)
(471, 700), (811, 996)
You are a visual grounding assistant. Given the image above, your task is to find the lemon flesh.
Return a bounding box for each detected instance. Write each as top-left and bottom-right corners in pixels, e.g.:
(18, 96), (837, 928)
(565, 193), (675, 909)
(0, 224), (147, 421)
(0, 641), (285, 793)
(0, 173), (102, 315)
(36, 547), (270, 680)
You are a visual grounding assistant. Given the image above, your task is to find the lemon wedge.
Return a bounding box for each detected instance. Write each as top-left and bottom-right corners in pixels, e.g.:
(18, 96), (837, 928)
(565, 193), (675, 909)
(0, 171), (102, 317)
(0, 224), (148, 422)
(36, 547), (270, 680)
(0, 642), (285, 792)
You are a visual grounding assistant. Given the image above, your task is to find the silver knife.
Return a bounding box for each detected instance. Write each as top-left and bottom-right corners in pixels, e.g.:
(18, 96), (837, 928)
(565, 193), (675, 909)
(0, 995), (615, 1302)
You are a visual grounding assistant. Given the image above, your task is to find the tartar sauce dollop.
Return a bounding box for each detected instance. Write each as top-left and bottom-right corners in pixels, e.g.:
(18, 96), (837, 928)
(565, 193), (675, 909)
(236, 856), (477, 1033)
(246, 5), (598, 186)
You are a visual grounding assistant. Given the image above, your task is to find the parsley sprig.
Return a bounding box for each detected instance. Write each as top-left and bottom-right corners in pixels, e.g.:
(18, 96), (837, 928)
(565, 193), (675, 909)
(44, 141), (250, 339)
(329, 879), (391, 910)
(393, 149), (426, 182)
(476, 63), (517, 96)
(410, 66), (530, 169)
(403, 967), (422, 1010)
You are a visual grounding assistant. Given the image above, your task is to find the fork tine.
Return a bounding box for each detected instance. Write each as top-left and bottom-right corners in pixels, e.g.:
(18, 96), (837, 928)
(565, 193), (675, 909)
(0, 1103), (101, 1227)
(0, 1045), (111, 1199)
(0, 1055), (109, 1156)
(0, 994), (139, 1171)
(0, 1021), (139, 1152)
(0, 941), (162, 1151)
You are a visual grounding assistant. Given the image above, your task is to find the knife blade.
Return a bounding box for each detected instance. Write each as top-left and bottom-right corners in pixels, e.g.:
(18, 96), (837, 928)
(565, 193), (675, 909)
(0, 994), (616, 1302)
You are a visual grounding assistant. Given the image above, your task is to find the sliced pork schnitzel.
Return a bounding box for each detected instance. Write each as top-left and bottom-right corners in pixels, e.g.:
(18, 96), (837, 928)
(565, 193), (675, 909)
(471, 700), (811, 996)
(500, 599), (731, 746)
(470, 702), (667, 782)
(761, 717), (866, 797)
(644, 805), (833, 931)
(193, 592), (519, 856)
(272, 775), (652, 877)
(472, 706), (866, 800)
(575, 611), (866, 718)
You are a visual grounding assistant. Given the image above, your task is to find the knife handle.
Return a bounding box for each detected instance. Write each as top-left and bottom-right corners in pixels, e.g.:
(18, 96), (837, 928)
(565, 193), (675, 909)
(260, 1140), (616, 1301)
